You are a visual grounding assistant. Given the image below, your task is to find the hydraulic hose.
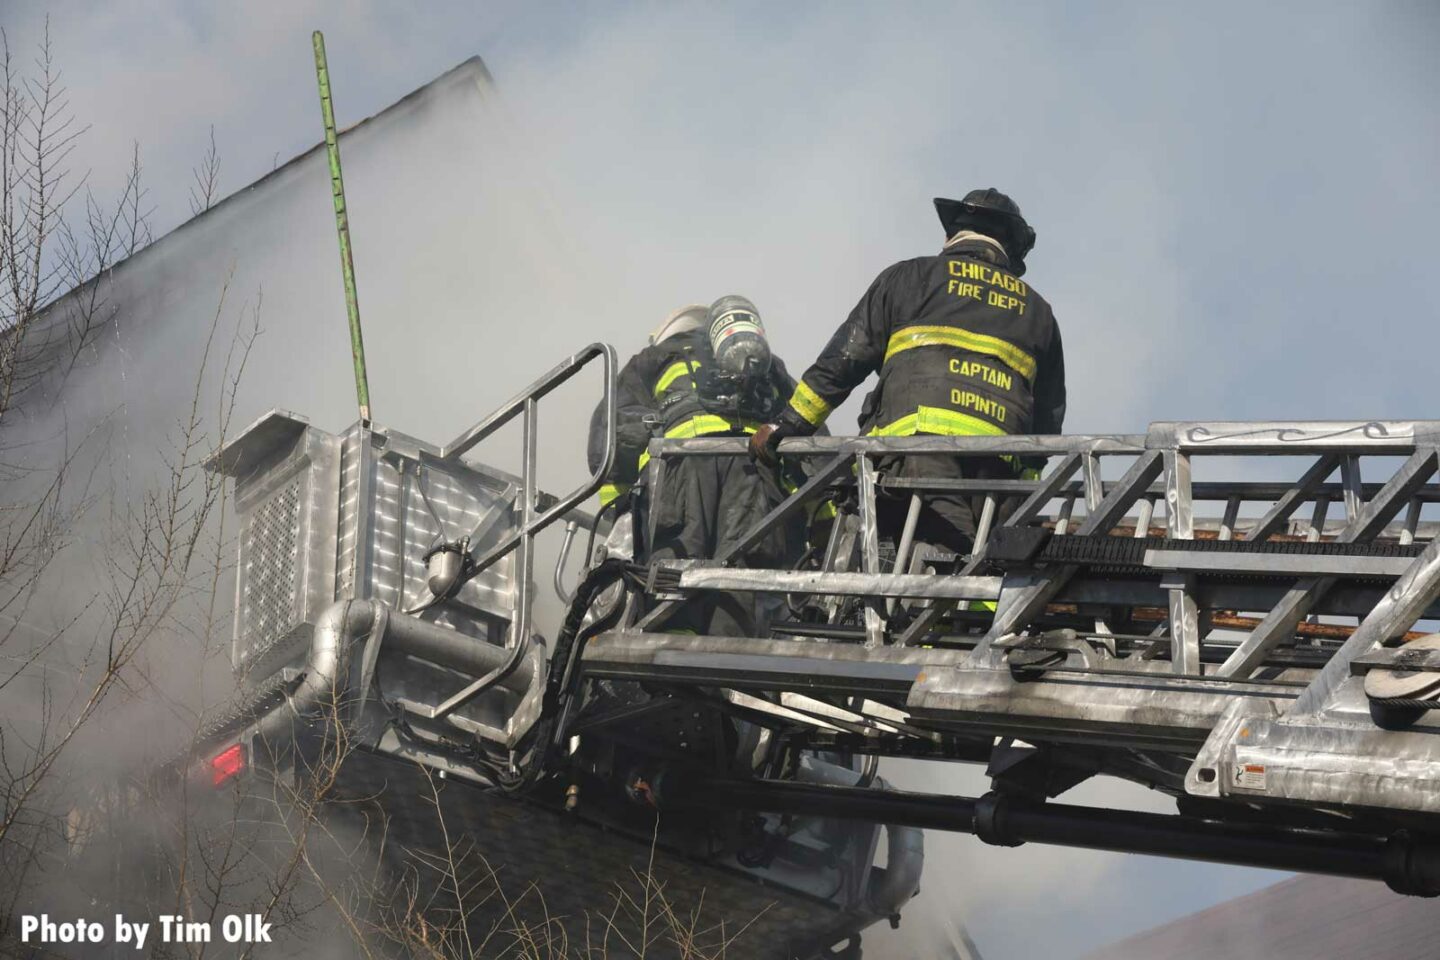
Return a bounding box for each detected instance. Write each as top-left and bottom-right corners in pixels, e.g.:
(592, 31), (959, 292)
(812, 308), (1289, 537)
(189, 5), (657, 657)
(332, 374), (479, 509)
(490, 558), (638, 795)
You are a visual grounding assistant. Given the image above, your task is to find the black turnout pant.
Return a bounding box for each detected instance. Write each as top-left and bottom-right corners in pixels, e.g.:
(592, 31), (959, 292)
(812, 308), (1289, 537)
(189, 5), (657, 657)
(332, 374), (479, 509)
(644, 451), (803, 635)
(873, 453), (1015, 557)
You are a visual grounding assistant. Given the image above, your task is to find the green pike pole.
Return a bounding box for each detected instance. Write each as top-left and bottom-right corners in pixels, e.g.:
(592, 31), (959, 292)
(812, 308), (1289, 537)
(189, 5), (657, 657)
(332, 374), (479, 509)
(312, 30), (372, 423)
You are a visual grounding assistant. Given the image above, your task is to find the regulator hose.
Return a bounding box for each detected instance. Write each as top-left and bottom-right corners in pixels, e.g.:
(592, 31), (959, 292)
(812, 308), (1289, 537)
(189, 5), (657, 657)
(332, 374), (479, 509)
(496, 559), (640, 795)
(543, 557), (639, 720)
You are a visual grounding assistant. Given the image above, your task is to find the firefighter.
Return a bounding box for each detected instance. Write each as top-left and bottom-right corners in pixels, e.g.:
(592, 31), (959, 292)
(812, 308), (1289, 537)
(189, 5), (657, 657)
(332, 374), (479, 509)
(587, 304), (711, 513)
(587, 300), (807, 633)
(749, 189), (1066, 554)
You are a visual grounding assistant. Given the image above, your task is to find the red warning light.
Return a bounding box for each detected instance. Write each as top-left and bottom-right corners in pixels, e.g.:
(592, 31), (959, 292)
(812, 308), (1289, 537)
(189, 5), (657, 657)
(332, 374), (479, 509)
(210, 743), (246, 787)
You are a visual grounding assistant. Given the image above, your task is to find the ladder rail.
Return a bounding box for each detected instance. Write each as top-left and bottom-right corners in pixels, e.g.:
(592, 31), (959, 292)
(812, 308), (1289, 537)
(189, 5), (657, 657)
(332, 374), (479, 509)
(592, 419), (1440, 828)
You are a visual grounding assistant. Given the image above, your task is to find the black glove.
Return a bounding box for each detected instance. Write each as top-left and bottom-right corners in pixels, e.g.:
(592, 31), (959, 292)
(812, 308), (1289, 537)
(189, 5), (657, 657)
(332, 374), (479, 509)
(748, 422), (792, 468)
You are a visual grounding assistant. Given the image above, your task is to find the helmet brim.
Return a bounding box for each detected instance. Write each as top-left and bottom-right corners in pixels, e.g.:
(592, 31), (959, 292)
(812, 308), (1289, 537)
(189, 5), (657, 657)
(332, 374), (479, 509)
(933, 197), (969, 236)
(650, 304), (709, 345)
(932, 196), (1035, 275)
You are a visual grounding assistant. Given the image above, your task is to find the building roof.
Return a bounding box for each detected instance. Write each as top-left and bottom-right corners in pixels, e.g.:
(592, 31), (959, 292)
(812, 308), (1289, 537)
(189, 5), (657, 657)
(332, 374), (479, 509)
(39, 54), (494, 317)
(1085, 874), (1440, 960)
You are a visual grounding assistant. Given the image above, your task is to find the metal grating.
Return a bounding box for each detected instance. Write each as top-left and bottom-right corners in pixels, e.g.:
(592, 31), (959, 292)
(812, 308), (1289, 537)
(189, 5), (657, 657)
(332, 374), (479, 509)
(240, 477), (302, 662)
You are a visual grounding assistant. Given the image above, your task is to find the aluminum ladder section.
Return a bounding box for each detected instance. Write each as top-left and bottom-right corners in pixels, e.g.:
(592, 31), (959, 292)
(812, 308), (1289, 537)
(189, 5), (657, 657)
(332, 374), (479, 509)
(582, 420), (1440, 819)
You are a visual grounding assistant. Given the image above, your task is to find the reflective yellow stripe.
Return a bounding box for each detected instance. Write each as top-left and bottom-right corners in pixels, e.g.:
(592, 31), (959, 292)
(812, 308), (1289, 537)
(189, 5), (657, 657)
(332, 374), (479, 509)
(653, 360), (700, 398)
(787, 380), (832, 426)
(598, 483), (629, 506)
(637, 415), (760, 471)
(869, 406), (1024, 470)
(665, 414), (760, 439)
(867, 405), (1008, 438)
(883, 325), (1036, 382)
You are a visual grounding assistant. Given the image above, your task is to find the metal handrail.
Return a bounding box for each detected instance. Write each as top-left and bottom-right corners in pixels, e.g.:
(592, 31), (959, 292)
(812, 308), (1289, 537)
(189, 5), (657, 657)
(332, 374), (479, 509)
(553, 521), (579, 604)
(440, 342), (615, 461)
(446, 343), (617, 577)
(634, 419), (1440, 709)
(413, 342), (616, 722)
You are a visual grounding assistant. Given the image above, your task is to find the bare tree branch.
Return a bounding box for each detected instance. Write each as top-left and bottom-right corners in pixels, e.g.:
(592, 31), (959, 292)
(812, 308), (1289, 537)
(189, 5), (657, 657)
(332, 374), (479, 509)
(189, 126), (221, 217)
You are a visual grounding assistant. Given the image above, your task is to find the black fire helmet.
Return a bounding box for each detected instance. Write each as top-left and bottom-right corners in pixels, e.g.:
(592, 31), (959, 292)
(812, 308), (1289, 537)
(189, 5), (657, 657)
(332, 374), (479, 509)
(933, 188), (1037, 276)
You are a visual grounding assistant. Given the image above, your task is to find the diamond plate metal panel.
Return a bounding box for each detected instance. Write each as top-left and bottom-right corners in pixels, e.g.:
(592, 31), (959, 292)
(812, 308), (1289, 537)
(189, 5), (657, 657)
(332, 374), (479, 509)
(329, 753), (873, 960)
(238, 477), (301, 660)
(225, 411), (340, 679)
(336, 423), (518, 644)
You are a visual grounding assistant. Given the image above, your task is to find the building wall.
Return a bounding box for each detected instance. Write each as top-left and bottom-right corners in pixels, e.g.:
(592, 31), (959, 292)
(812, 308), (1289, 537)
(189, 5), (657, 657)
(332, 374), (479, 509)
(6, 57), (603, 760)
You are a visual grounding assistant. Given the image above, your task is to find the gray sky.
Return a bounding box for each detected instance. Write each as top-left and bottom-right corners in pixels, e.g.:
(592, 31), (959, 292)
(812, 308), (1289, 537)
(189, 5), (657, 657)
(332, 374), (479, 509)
(5, 2), (1438, 957)
(10, 1), (1438, 433)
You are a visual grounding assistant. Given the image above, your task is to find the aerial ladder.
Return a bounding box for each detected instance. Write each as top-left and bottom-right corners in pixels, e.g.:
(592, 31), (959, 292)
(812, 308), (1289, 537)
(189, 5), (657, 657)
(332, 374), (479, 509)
(595, 410), (1440, 888)
(117, 344), (1440, 959)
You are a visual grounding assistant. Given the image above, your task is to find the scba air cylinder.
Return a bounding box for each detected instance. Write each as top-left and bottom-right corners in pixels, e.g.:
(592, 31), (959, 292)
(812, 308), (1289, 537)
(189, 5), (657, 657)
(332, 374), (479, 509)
(707, 295), (771, 381)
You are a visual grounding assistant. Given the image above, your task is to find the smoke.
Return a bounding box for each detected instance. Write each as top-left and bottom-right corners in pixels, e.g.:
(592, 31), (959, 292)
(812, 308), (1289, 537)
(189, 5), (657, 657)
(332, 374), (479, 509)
(1, 1), (1436, 957)
(0, 55), (595, 955)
